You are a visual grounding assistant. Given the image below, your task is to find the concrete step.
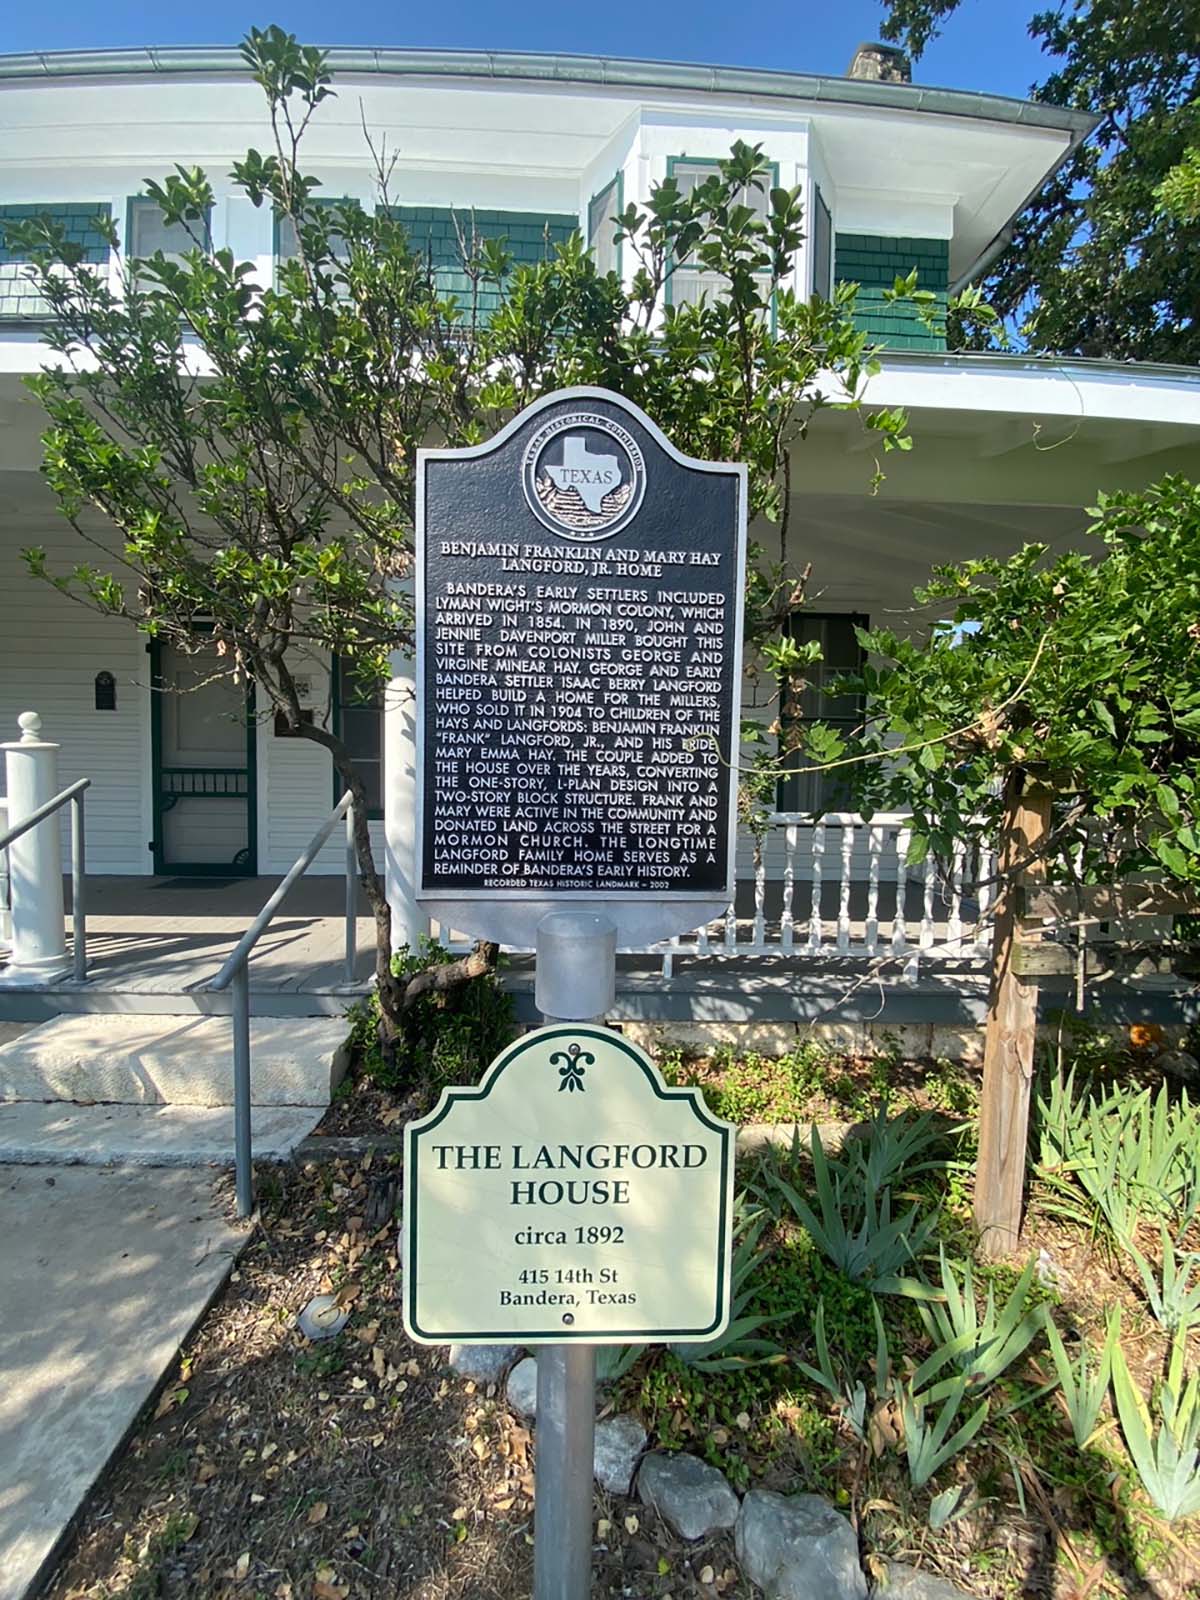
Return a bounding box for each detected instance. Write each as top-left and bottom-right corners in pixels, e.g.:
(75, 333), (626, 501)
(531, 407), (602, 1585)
(0, 1100), (324, 1167)
(0, 1014), (350, 1107)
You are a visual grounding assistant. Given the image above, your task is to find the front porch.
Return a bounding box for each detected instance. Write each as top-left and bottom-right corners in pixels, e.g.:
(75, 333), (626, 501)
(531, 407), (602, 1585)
(1, 848), (1192, 1033)
(0, 873), (375, 1020)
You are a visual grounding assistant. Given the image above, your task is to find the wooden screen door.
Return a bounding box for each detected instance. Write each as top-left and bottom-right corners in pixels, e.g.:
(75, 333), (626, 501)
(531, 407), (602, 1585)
(152, 640), (256, 875)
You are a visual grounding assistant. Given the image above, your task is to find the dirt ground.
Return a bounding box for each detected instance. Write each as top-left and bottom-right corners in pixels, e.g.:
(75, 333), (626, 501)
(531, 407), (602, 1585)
(40, 1047), (1200, 1600)
(45, 1153), (756, 1600)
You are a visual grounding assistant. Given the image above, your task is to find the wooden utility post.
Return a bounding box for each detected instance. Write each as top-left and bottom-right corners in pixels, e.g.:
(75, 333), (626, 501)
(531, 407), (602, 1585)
(974, 769), (1052, 1259)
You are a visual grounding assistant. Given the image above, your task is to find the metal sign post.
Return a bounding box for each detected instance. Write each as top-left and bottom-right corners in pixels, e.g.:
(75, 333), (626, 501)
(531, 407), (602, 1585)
(532, 911), (615, 1600)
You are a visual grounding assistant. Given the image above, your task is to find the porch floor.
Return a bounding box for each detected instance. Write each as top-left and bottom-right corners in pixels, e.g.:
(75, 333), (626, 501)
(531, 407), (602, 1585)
(0, 875), (375, 1020)
(1, 877), (1191, 1028)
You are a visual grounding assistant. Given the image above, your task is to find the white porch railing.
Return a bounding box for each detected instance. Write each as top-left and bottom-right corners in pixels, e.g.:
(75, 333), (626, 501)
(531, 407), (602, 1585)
(431, 812), (996, 982)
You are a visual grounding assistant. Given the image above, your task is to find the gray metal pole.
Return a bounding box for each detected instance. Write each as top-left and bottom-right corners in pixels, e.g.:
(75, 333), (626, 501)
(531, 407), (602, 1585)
(534, 1343), (597, 1600)
(533, 910), (616, 1600)
(344, 800), (356, 983)
(232, 963), (253, 1218)
(71, 790), (86, 984)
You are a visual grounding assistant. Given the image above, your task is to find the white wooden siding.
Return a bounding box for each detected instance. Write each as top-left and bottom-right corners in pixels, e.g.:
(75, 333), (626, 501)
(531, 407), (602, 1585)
(0, 521), (152, 873)
(257, 654), (385, 876)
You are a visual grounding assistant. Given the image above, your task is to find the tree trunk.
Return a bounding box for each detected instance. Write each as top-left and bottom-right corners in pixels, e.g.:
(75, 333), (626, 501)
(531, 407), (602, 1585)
(290, 719), (496, 1059)
(974, 768), (1052, 1260)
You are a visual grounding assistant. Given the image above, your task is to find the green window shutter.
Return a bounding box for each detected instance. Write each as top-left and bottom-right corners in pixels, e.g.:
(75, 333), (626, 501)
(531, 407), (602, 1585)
(835, 232), (949, 350)
(0, 203), (112, 319)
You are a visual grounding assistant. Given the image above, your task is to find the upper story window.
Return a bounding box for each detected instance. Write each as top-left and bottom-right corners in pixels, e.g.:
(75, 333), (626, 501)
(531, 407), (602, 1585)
(0, 203), (112, 321)
(127, 197), (208, 264)
(665, 157), (779, 311)
(275, 203), (353, 267)
(587, 175), (623, 278)
(811, 186), (833, 301)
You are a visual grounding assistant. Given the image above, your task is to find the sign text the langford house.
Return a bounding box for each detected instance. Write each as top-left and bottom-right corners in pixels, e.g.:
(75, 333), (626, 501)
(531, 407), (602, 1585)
(416, 390), (746, 905)
(403, 1026), (735, 1344)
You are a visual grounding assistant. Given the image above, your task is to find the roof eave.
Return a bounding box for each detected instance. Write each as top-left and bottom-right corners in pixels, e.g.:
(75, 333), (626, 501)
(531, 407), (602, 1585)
(0, 43), (1099, 140)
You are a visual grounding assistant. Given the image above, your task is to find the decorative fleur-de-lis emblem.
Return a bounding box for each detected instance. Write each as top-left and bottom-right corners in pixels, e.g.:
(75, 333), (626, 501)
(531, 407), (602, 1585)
(550, 1041), (594, 1093)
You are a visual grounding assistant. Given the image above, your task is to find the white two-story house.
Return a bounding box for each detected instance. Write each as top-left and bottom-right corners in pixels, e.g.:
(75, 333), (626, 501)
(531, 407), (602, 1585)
(1, 41), (1198, 1002)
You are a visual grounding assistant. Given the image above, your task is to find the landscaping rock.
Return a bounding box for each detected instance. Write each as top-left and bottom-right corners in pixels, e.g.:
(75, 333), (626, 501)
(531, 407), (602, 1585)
(873, 1560), (975, 1599)
(638, 1451), (739, 1540)
(506, 1356), (538, 1418)
(736, 1490), (867, 1600)
(593, 1414), (646, 1495)
(447, 1344), (520, 1384)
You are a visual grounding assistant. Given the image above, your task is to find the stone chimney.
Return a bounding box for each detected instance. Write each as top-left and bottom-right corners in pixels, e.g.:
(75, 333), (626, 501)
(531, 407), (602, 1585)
(846, 41), (912, 84)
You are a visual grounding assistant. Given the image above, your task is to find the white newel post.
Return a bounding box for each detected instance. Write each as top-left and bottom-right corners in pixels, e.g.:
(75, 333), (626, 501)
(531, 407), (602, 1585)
(384, 637), (429, 951)
(0, 712), (70, 985)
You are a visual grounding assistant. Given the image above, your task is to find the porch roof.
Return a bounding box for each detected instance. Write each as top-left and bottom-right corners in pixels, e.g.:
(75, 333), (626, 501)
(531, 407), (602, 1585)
(864, 349), (1200, 430)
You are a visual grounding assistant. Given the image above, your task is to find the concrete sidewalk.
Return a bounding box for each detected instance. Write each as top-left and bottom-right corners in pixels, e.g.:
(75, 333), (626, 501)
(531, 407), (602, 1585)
(0, 1164), (246, 1600)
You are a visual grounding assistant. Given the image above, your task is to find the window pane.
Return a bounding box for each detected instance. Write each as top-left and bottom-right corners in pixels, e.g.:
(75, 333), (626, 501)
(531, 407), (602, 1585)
(276, 207), (351, 265)
(670, 159), (773, 276)
(354, 759), (384, 816)
(336, 657), (384, 815)
(340, 705), (381, 759)
(777, 614), (866, 815)
(129, 200), (200, 261)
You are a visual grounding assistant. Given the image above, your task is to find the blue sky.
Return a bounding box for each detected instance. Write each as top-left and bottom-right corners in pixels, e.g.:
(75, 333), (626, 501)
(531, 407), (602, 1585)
(1, 3), (1054, 102)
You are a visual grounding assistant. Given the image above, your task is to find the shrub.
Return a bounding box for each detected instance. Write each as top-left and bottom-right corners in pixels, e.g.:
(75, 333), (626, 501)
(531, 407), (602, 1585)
(347, 937), (515, 1094)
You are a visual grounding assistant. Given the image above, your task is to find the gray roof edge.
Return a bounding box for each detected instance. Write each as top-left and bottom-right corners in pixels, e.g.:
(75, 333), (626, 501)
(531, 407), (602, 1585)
(0, 44), (1099, 137)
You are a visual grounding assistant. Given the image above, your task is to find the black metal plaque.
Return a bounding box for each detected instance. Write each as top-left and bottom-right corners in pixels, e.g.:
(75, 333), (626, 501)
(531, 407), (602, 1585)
(416, 388), (745, 912)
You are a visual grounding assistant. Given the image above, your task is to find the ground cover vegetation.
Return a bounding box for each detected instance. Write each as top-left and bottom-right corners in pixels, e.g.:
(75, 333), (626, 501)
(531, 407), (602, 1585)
(879, 0), (1200, 362)
(3, 23), (912, 1055)
(47, 1027), (1200, 1600)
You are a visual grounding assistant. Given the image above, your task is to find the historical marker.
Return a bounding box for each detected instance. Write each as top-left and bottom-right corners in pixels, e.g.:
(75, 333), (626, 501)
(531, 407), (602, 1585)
(416, 386), (746, 947)
(403, 1024), (735, 1345)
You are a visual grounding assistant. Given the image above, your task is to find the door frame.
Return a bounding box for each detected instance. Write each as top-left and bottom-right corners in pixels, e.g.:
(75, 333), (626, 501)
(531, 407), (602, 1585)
(149, 639), (259, 876)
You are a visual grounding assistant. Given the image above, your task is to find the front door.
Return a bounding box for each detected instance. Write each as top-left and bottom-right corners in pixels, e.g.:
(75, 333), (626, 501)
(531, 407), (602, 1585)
(152, 641), (256, 875)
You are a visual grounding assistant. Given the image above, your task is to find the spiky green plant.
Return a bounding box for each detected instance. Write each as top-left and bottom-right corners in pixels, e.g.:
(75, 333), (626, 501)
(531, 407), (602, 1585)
(763, 1126), (939, 1289)
(794, 1295), (891, 1440)
(1043, 1308), (1119, 1449)
(668, 1201), (788, 1372)
(897, 1372), (990, 1491)
(1111, 1325), (1200, 1521)
(1037, 1070), (1200, 1245)
(913, 1250), (1043, 1392)
(1127, 1224), (1200, 1335)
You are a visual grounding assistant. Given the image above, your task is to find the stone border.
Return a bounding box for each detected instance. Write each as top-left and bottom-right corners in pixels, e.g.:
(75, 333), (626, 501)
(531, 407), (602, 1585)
(447, 1343), (976, 1600)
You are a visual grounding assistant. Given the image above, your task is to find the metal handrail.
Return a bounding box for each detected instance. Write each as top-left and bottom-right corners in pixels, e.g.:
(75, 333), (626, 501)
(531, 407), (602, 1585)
(209, 789), (358, 1217)
(0, 777), (90, 983)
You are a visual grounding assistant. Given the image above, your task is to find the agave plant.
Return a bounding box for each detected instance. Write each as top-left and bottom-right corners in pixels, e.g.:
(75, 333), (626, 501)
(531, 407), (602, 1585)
(764, 1127), (940, 1290)
(913, 1250), (1044, 1392)
(793, 1295), (891, 1442)
(840, 1103), (952, 1193)
(1037, 1070), (1200, 1246)
(896, 1371), (990, 1491)
(1111, 1325), (1200, 1521)
(1043, 1309), (1119, 1449)
(1126, 1223), (1200, 1335)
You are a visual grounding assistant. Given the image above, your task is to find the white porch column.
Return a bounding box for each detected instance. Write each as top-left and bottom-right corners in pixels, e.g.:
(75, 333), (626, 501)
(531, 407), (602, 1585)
(0, 711), (70, 985)
(384, 642), (428, 952)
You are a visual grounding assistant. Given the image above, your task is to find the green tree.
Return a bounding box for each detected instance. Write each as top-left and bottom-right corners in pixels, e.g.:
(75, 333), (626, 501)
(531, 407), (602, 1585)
(6, 25), (907, 1049)
(880, 0), (1200, 361)
(838, 477), (1200, 887)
